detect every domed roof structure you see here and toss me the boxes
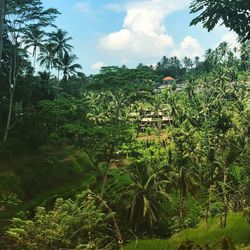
[163,76,175,81]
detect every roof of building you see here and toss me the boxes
[163,76,175,81]
[162,117,172,121]
[141,117,153,122]
[129,112,139,117]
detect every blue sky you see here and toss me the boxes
[42,0,238,75]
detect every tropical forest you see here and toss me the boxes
[0,0,249,249]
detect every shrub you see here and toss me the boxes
[6,191,119,249]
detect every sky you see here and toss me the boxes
[42,0,239,75]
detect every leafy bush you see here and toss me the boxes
[6,191,119,249]
[0,191,22,209]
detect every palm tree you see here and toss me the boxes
[57,51,82,83]
[218,42,231,63]
[213,67,230,87]
[23,25,46,68]
[49,29,73,60]
[169,126,202,227]
[183,56,193,71]
[170,56,181,78]
[203,49,217,72]
[48,29,73,81]
[123,162,169,233]
[194,56,200,74]
[38,43,55,73]
[240,41,250,72]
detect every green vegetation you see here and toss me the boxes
[190,0,250,42]
[0,0,249,249]
[125,213,250,250]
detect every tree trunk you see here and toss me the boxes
[33,51,36,70]
[3,44,17,142]
[207,184,213,226]
[100,157,111,198]
[3,90,13,142]
[100,149,113,198]
[100,160,110,198]
[179,197,184,228]
[57,67,60,96]
[223,203,228,228]
[222,168,228,228]
[0,0,5,69]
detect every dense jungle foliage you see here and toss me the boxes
[0,0,249,249]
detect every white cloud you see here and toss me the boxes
[74,3,91,13]
[102,29,131,51]
[173,36,204,59]
[218,31,239,50]
[99,0,191,59]
[91,62,106,70]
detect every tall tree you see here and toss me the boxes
[194,56,200,74]
[183,56,193,71]
[2,0,59,142]
[190,0,250,42]
[38,43,55,73]
[49,29,73,60]
[57,51,82,83]
[240,41,250,72]
[0,0,5,69]
[218,42,231,64]
[48,29,73,83]
[23,25,46,68]
[0,0,5,68]
[124,162,168,233]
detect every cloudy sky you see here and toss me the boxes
[43,0,238,74]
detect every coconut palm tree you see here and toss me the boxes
[57,51,82,83]
[204,49,217,71]
[218,42,231,63]
[48,29,73,81]
[240,41,250,72]
[183,56,193,71]
[48,29,73,60]
[23,25,46,69]
[123,162,169,233]
[38,43,56,73]
[213,67,230,87]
